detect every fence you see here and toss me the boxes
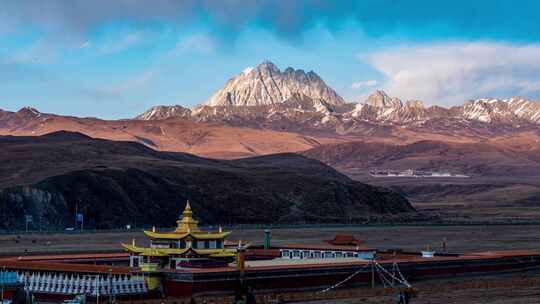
[17,272,147,296]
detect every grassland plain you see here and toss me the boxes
[3,225,540,303]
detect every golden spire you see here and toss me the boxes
[183,200,193,218]
[175,200,200,233]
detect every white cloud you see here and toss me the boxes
[79,41,91,49]
[351,80,377,89]
[174,33,215,54]
[9,39,59,64]
[84,69,157,102]
[365,42,540,106]
[98,31,145,54]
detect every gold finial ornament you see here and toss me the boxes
[175,200,200,233]
[183,200,193,217]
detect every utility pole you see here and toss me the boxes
[1,267,4,302]
[75,201,84,231]
[24,215,32,233]
[96,275,99,304]
[371,259,375,288]
[108,269,113,304]
[392,263,396,287]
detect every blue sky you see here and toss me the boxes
[1,0,540,119]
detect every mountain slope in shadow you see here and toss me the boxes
[0,131,414,230]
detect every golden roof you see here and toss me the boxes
[143,230,230,240]
[121,243,237,258]
[142,201,230,240]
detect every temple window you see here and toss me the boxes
[209,240,216,249]
[130,255,140,267]
[180,240,186,248]
[216,240,223,248]
[204,240,210,249]
[151,241,170,249]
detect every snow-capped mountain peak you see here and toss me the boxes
[203,60,345,107]
[507,96,540,123]
[16,106,42,118]
[406,100,425,108]
[460,97,540,124]
[365,90,403,108]
[242,66,254,75]
[135,105,191,120]
[346,90,429,123]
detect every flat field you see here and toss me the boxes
[2,225,540,303]
[357,175,540,223]
[2,224,540,255]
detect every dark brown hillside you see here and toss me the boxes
[302,140,540,177]
[0,132,413,230]
[302,140,540,221]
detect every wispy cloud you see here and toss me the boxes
[8,40,60,65]
[79,41,91,49]
[365,42,540,105]
[76,69,158,109]
[351,80,377,89]
[92,69,157,99]
[98,31,145,54]
[174,33,215,54]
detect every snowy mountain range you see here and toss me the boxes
[2,60,539,152]
[135,61,540,132]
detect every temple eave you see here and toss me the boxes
[122,243,235,257]
[143,230,231,240]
